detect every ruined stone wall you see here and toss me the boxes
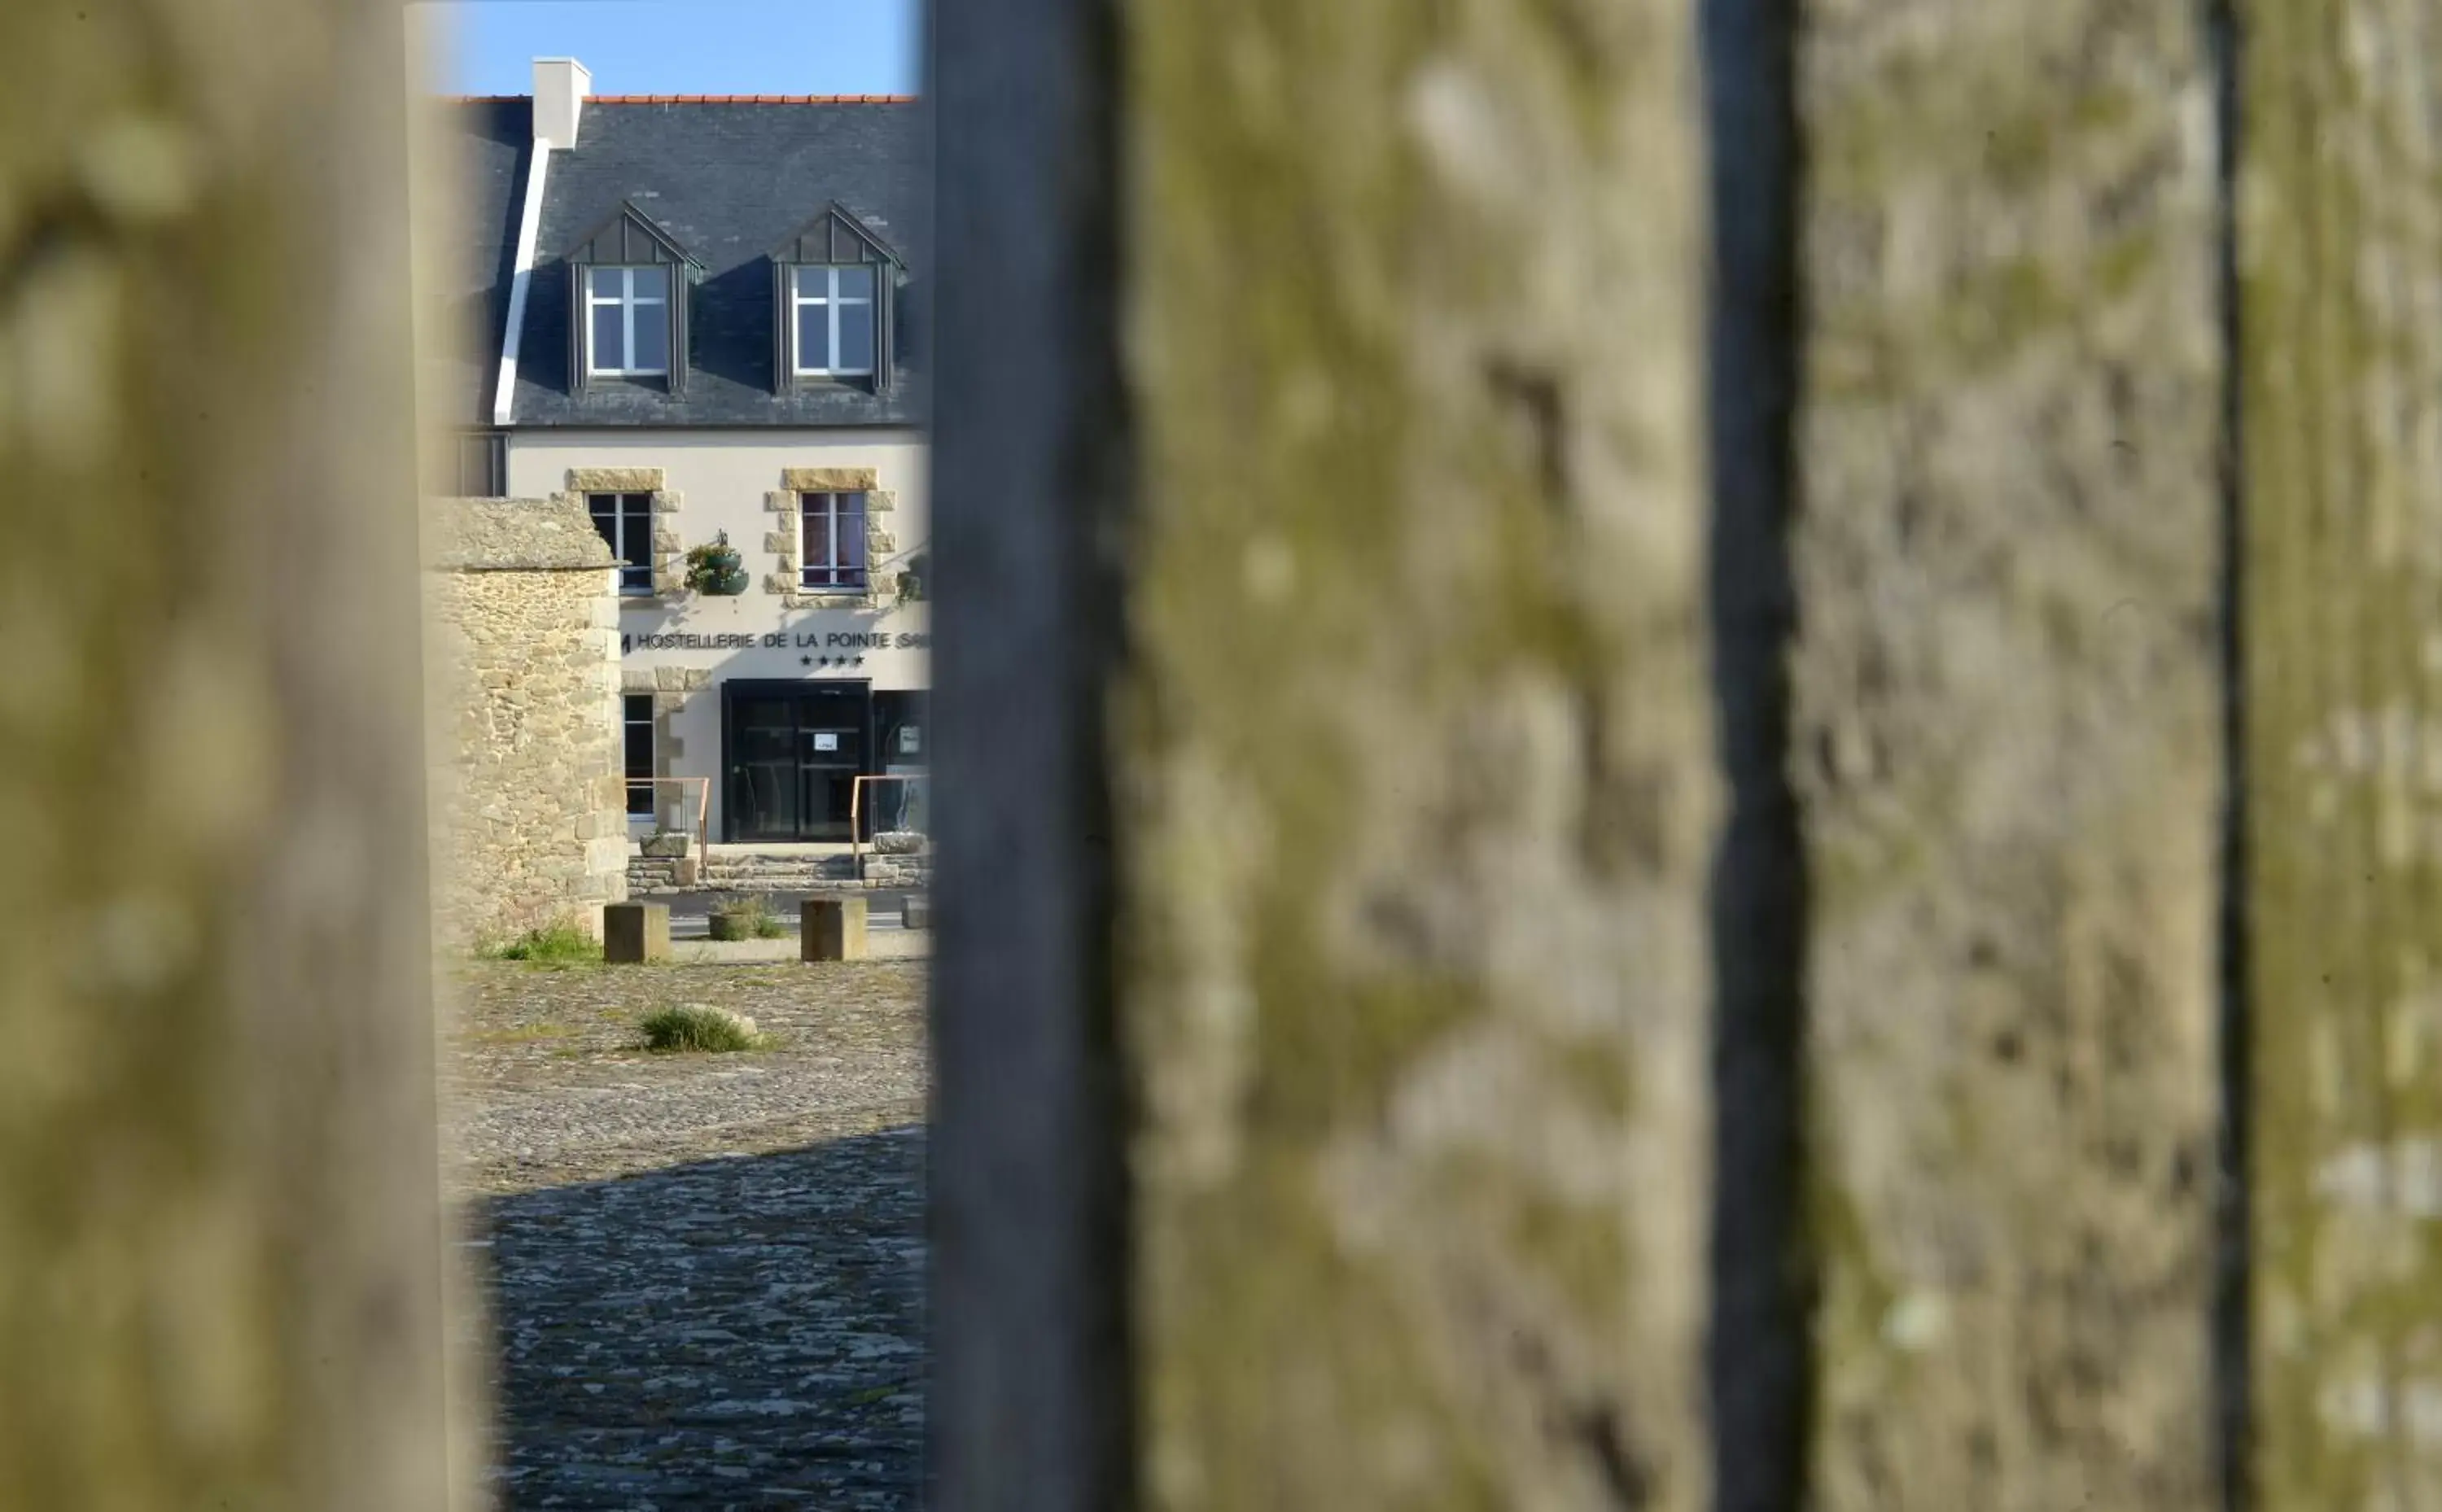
[424,497,628,948]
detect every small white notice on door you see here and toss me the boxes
[814,732,839,752]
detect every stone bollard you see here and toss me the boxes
[904,896,933,930]
[803,897,869,961]
[602,902,670,964]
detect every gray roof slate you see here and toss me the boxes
[422,98,532,430]
[441,98,930,430]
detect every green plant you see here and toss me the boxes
[683,531,750,596]
[476,918,597,964]
[641,1003,768,1052]
[894,549,928,605]
[707,894,788,941]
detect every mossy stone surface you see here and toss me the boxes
[1793,3,2224,1509]
[1123,0,1712,1505]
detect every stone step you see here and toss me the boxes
[698,876,856,887]
[696,876,860,889]
[637,846,934,896]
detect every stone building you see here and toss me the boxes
[427,59,930,870]
[423,495,628,946]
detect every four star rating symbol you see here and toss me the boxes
[801,653,868,669]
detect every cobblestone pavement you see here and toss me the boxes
[444,959,928,1510]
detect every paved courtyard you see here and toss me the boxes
[444,958,929,1510]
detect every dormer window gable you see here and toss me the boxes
[567,201,702,395]
[770,203,904,394]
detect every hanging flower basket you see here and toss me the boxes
[684,531,750,596]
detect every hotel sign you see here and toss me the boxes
[623,630,933,653]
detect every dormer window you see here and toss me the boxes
[565,201,700,395]
[771,203,904,394]
[587,266,672,377]
[792,265,877,378]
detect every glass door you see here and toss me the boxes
[724,683,873,841]
[794,689,867,843]
[726,691,802,841]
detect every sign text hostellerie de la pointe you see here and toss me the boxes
[622,630,932,653]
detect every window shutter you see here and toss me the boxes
[876,272,897,395]
[772,260,791,392]
[667,264,691,395]
[567,263,589,395]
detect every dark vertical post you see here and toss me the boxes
[930,0,1132,1509]
[1701,0,1812,1507]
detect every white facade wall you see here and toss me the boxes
[505,428,929,843]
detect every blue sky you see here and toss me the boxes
[409,1,921,97]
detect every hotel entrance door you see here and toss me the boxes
[723,682,871,842]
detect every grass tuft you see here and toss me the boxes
[641,1003,768,1053]
[476,919,598,964]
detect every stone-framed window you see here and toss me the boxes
[621,670,707,831]
[764,466,896,609]
[623,693,655,816]
[589,492,655,595]
[558,467,681,600]
[799,492,869,592]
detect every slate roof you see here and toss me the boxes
[437,96,930,429]
[422,98,532,432]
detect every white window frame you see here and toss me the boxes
[799,491,870,591]
[586,265,672,377]
[589,492,656,597]
[791,264,877,378]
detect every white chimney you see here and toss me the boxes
[532,57,591,151]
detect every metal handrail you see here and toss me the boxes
[624,776,711,858]
[849,771,931,872]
